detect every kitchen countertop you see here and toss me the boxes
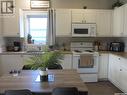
[0,50,72,55]
[99,51,127,59]
[1,51,127,59]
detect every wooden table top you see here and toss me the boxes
[0,69,88,94]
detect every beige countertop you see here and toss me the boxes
[99,51,127,59]
[0,51,72,55]
[1,51,127,59]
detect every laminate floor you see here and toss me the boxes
[86,81,122,95]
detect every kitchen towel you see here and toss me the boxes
[80,54,94,68]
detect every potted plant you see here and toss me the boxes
[26,50,63,82]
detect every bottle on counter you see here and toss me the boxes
[94,41,100,51]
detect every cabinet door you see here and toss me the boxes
[55,9,71,37]
[108,54,120,87]
[96,10,112,37]
[0,18,2,35]
[1,55,23,74]
[123,4,127,37]
[98,54,109,79]
[61,54,72,69]
[119,65,127,93]
[71,9,84,23]
[0,55,2,75]
[2,18,20,37]
[85,10,97,23]
[113,7,124,37]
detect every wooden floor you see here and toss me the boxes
[86,81,122,95]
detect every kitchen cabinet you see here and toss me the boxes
[112,4,127,37]
[123,4,127,37]
[23,54,72,69]
[0,53,72,74]
[71,9,97,23]
[0,55,24,74]
[2,18,20,37]
[108,54,127,93]
[119,64,127,92]
[98,53,109,79]
[108,54,120,87]
[0,55,2,75]
[71,9,112,37]
[61,54,72,69]
[96,10,113,37]
[113,6,124,37]
[0,18,2,35]
[55,9,72,37]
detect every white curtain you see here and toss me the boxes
[47,9,56,46]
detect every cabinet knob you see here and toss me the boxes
[118,58,120,60]
[120,69,122,71]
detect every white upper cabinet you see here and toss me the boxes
[71,9,97,23]
[72,9,112,37]
[96,10,113,37]
[112,4,127,37]
[123,4,127,36]
[71,9,84,23]
[2,18,20,37]
[85,10,97,23]
[55,9,72,37]
[113,6,124,37]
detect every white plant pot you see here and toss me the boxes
[39,70,48,76]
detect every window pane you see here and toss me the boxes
[29,16,47,45]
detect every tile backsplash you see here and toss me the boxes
[56,37,126,51]
[1,37,127,52]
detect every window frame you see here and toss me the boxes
[23,10,49,45]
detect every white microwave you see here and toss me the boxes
[72,23,96,37]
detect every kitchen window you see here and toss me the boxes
[27,14,48,45]
[20,9,55,47]
[26,12,48,45]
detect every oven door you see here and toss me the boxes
[72,54,98,73]
[72,24,91,37]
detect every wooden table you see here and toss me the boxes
[0,69,88,95]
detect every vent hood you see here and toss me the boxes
[30,0,50,8]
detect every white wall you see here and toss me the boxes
[1,0,30,37]
[0,0,115,38]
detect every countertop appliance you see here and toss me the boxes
[72,23,96,37]
[71,42,99,82]
[13,41,21,52]
[110,42,124,52]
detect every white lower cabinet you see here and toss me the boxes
[108,54,127,93]
[108,54,120,87]
[119,65,127,93]
[61,54,72,69]
[98,54,109,79]
[0,54,72,74]
[1,55,24,74]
